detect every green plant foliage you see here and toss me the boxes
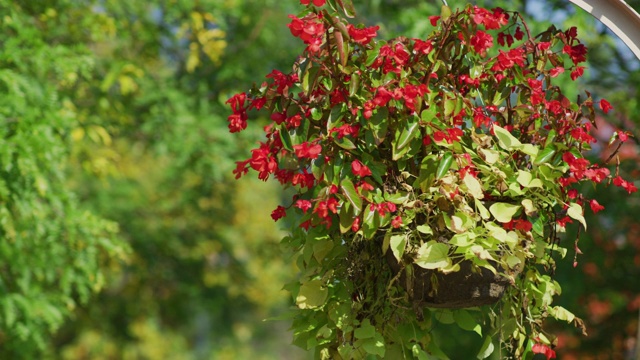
[229,1,638,358]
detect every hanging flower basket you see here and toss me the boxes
[386,249,514,309]
[228,1,637,358]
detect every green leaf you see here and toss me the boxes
[516,170,543,188]
[313,240,334,263]
[479,148,500,164]
[477,336,495,359]
[475,199,491,220]
[339,202,354,234]
[449,233,472,246]
[390,234,406,262]
[412,344,429,360]
[550,305,576,323]
[418,155,438,191]
[279,129,294,151]
[436,152,453,179]
[369,107,389,145]
[348,73,360,97]
[334,136,356,150]
[440,4,452,20]
[392,117,419,160]
[421,106,437,123]
[518,144,539,157]
[327,105,343,131]
[362,205,378,239]
[427,337,451,360]
[341,178,362,215]
[415,241,450,269]
[454,310,482,336]
[354,319,376,339]
[417,225,433,235]
[385,192,409,204]
[567,202,587,230]
[489,202,521,223]
[463,174,484,199]
[337,0,356,17]
[444,97,456,117]
[534,147,556,165]
[493,125,522,150]
[296,280,328,309]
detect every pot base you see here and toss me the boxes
[387,251,511,309]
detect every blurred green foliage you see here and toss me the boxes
[0,0,637,359]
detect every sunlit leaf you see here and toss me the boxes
[415,241,450,269]
[489,202,521,223]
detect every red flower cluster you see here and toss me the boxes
[347,24,379,45]
[226,92,248,133]
[613,175,638,194]
[504,219,533,232]
[351,160,372,177]
[532,343,556,360]
[300,0,326,6]
[472,6,509,30]
[288,13,325,54]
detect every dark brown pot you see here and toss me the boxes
[386,250,512,309]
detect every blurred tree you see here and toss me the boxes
[0,1,127,357]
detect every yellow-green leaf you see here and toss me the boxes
[464,174,484,199]
[489,202,521,223]
[415,241,450,269]
[567,202,587,230]
[493,125,522,150]
[341,178,362,215]
[296,280,328,309]
[390,234,406,262]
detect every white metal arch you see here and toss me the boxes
[568,0,640,60]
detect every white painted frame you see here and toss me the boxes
[568,0,640,59]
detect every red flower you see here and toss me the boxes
[600,99,613,114]
[532,343,556,360]
[315,198,339,219]
[300,0,326,5]
[556,216,573,227]
[358,180,374,192]
[470,30,493,55]
[589,199,605,214]
[412,39,434,55]
[613,176,638,194]
[347,24,379,45]
[287,14,325,54]
[228,113,248,133]
[617,130,629,142]
[428,16,440,26]
[549,67,564,77]
[295,199,313,213]
[250,144,278,180]
[271,206,287,221]
[514,26,524,40]
[472,6,509,30]
[293,142,322,159]
[584,167,609,183]
[351,217,361,232]
[563,43,587,64]
[226,92,247,113]
[351,160,372,177]
[504,219,532,232]
[391,216,403,228]
[570,66,584,81]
